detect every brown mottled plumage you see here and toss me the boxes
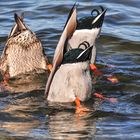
[0,13,48,77]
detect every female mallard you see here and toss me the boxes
[0,13,49,78]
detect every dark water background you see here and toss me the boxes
[0,0,140,140]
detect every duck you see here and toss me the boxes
[47,43,93,103]
[0,13,50,79]
[66,5,107,65]
[45,4,99,113]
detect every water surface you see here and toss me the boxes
[0,0,140,140]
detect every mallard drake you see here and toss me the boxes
[0,13,49,78]
[45,4,95,113]
[64,4,107,64]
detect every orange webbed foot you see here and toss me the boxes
[0,73,12,91]
[94,93,118,103]
[2,72,10,86]
[107,75,119,83]
[90,64,103,76]
[47,64,53,72]
[75,97,90,115]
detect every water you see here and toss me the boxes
[0,0,140,139]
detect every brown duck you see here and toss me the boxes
[0,13,50,78]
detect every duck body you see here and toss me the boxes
[0,14,48,77]
[67,29,98,49]
[66,6,107,64]
[47,61,92,102]
[46,44,93,103]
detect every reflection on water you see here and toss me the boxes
[0,91,45,139]
[0,92,98,140]
[47,112,96,140]
[7,70,49,93]
[0,0,140,140]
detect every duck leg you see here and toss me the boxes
[0,72,12,91]
[2,71,10,85]
[94,93,118,103]
[90,64,103,76]
[90,63,119,83]
[47,64,53,72]
[75,97,89,114]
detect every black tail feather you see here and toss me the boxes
[91,8,107,28]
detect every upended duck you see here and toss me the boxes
[0,13,50,80]
[45,4,107,113]
[54,4,107,67]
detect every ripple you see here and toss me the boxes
[0,0,140,139]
